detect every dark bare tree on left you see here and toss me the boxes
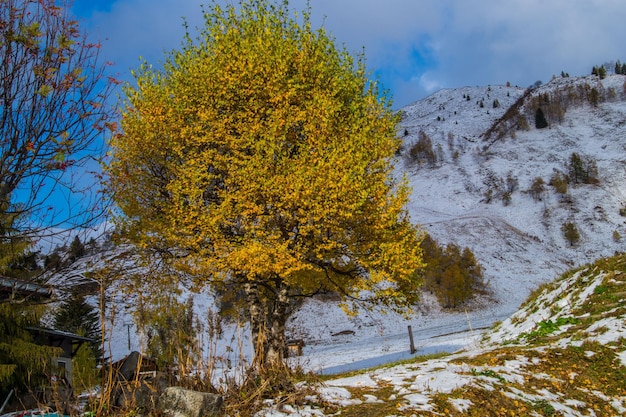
[0,0,117,237]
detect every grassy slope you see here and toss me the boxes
[283,254,626,416]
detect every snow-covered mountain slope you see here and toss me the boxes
[400,74,626,316]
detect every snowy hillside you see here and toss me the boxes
[261,253,626,416]
[400,74,626,316]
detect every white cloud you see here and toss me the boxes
[416,72,444,95]
[76,0,626,107]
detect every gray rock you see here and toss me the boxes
[157,387,223,417]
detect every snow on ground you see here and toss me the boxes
[258,257,626,416]
[101,281,497,376]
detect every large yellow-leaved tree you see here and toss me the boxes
[106,0,424,368]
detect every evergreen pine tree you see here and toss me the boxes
[53,291,102,364]
[562,222,581,246]
[0,303,58,397]
[68,236,85,263]
[0,197,59,398]
[44,250,63,271]
[568,152,586,184]
[567,153,598,185]
[530,177,546,202]
[535,108,548,129]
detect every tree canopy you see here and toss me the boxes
[106,0,424,367]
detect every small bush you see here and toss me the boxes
[408,131,437,167]
[529,177,546,202]
[613,230,621,242]
[483,188,494,204]
[447,132,455,150]
[550,171,568,195]
[502,192,512,206]
[517,116,530,131]
[562,222,581,247]
[506,173,519,193]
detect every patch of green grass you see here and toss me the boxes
[594,284,610,295]
[590,281,621,304]
[532,399,556,416]
[519,316,580,342]
[471,368,506,383]
[313,254,626,417]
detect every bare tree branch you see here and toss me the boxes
[0,0,118,239]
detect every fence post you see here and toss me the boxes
[408,325,416,354]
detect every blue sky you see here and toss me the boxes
[72,0,626,109]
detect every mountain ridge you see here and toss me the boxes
[400,73,626,315]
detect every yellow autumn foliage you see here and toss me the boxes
[106,0,424,313]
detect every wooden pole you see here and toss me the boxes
[125,323,132,351]
[408,325,416,354]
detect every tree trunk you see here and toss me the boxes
[266,277,289,365]
[244,276,292,369]
[243,279,267,368]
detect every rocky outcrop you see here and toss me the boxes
[157,387,223,417]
